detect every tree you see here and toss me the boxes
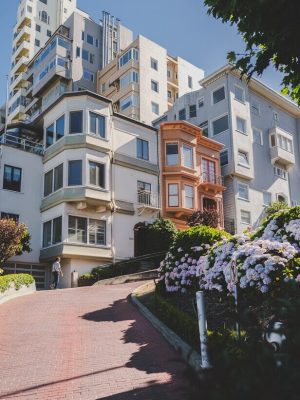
[204,0,300,105]
[0,219,31,266]
[187,208,220,228]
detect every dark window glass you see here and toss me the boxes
[89,161,105,188]
[69,111,83,134]
[166,143,179,165]
[137,138,149,160]
[87,34,94,45]
[44,170,53,197]
[89,112,105,138]
[1,212,19,222]
[52,216,62,244]
[43,220,52,248]
[3,165,22,192]
[76,46,80,57]
[56,115,65,141]
[54,164,63,191]
[189,104,197,118]
[68,160,82,186]
[82,49,89,61]
[213,87,225,104]
[212,115,229,135]
[178,108,186,120]
[220,150,229,166]
[46,123,54,147]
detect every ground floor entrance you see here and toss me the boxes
[3,262,51,290]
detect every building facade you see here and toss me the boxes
[98,35,205,125]
[0,91,159,288]
[154,65,300,234]
[160,121,224,229]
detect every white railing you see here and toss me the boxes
[0,133,44,155]
[200,172,224,186]
[137,190,159,208]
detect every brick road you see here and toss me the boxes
[0,282,197,400]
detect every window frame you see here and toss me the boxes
[88,160,105,189]
[69,110,83,134]
[184,184,194,209]
[237,182,249,201]
[68,160,82,186]
[166,142,179,166]
[220,149,229,166]
[241,210,251,225]
[89,111,106,138]
[211,113,229,136]
[67,215,106,246]
[182,144,194,169]
[237,150,250,167]
[168,183,179,207]
[236,116,247,135]
[212,85,226,105]
[151,101,159,115]
[263,191,272,206]
[234,85,245,103]
[137,138,149,161]
[150,57,158,71]
[189,104,197,118]
[3,165,22,192]
[151,79,159,93]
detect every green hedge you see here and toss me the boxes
[0,273,34,293]
[172,225,230,252]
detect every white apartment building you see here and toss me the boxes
[8,0,77,123]
[98,35,205,125]
[154,65,300,234]
[0,91,159,288]
[8,2,133,124]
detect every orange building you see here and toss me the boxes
[160,121,225,230]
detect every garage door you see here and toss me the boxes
[3,263,50,290]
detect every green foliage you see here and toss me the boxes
[173,225,230,253]
[204,0,300,105]
[0,273,34,293]
[91,260,141,281]
[264,201,289,219]
[187,209,221,228]
[0,219,32,265]
[134,218,177,256]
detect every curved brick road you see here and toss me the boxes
[0,282,197,400]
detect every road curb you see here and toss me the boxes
[131,282,202,374]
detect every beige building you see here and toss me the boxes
[98,35,204,125]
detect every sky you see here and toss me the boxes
[0,0,284,104]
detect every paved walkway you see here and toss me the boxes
[0,282,196,400]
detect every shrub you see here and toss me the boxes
[264,201,289,219]
[91,260,141,281]
[0,273,34,293]
[187,208,221,228]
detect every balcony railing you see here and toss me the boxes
[137,190,160,209]
[0,133,44,155]
[200,172,224,186]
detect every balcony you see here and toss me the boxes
[11,55,29,75]
[269,128,295,170]
[0,133,44,156]
[32,62,71,97]
[11,72,28,90]
[111,83,139,104]
[15,13,31,32]
[13,25,31,46]
[137,190,160,214]
[199,172,225,192]
[13,40,30,59]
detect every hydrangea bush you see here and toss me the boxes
[159,207,300,296]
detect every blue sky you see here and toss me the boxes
[0,0,284,104]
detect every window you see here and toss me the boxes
[238,151,249,167]
[137,181,151,192]
[184,185,194,208]
[183,145,193,168]
[120,71,139,88]
[82,49,89,61]
[212,115,229,135]
[273,111,279,122]
[120,94,139,111]
[166,143,179,165]
[68,216,87,243]
[167,69,171,78]
[167,90,172,99]
[64,8,67,13]
[89,219,106,245]
[198,97,204,108]
[277,194,287,203]
[263,192,272,206]
[27,5,32,12]
[76,47,80,57]
[68,160,82,186]
[137,138,149,160]
[54,164,63,192]
[151,102,159,115]
[188,76,193,89]
[40,10,48,24]
[274,166,287,180]
[35,39,40,47]
[119,48,139,67]
[178,108,186,120]
[89,112,105,138]
[53,216,62,244]
[151,58,158,70]
[47,30,52,37]
[43,220,52,247]
[95,39,99,48]
[36,24,41,32]
[1,212,19,222]
[83,69,94,82]
[40,0,47,3]
[202,159,216,182]
[251,100,260,115]
[238,182,249,200]
[220,150,229,166]
[212,86,225,104]
[253,128,262,145]
[56,115,65,141]
[277,134,293,153]
[241,210,251,225]
[46,123,54,147]
[81,31,85,40]
[236,117,247,134]
[69,111,83,134]
[168,184,179,207]
[89,161,105,188]
[234,85,245,102]
[87,34,94,45]
[189,104,197,118]
[151,80,159,92]
[44,170,53,197]
[89,53,95,64]
[3,165,22,192]
[199,121,208,137]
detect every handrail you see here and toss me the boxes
[200,172,224,186]
[137,190,160,208]
[0,133,44,155]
